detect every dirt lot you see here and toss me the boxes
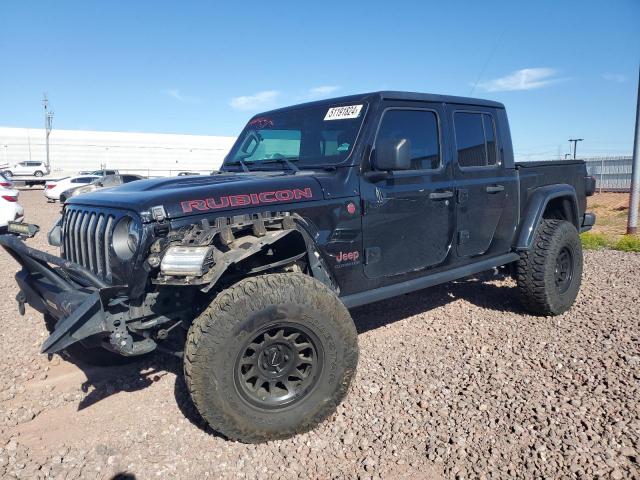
[587,193,632,238]
[0,189,638,479]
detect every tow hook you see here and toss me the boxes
[16,291,26,316]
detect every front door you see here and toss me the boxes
[361,105,455,279]
[448,108,516,257]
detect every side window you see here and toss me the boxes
[454,112,499,168]
[122,175,141,183]
[483,115,497,165]
[375,110,440,170]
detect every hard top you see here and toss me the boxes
[257,91,504,117]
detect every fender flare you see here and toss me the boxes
[515,184,579,251]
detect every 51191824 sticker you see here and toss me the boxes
[324,105,363,121]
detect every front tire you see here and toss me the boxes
[516,219,583,315]
[184,273,359,443]
[3,171,12,177]
[34,171,44,177]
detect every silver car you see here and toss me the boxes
[59,174,145,202]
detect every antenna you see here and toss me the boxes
[469,28,507,96]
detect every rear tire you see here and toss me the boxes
[34,171,44,177]
[516,219,583,315]
[44,314,137,367]
[184,273,358,443]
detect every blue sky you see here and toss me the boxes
[1,0,638,160]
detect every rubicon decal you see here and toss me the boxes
[181,188,314,213]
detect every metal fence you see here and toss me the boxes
[584,156,633,192]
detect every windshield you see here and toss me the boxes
[224,103,366,170]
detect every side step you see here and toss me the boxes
[340,253,519,309]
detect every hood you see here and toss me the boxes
[73,184,100,196]
[66,171,326,221]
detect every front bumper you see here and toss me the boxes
[0,234,154,356]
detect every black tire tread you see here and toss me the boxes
[516,219,582,315]
[184,272,358,443]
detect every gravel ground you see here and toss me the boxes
[0,189,638,479]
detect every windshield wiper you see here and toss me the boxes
[258,157,299,173]
[297,164,337,171]
[225,159,251,172]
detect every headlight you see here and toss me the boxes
[48,216,62,247]
[112,216,139,261]
[160,246,213,276]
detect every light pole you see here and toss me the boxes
[43,94,53,172]
[627,67,640,235]
[3,144,7,166]
[568,138,583,159]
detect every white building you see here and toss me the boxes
[0,126,236,177]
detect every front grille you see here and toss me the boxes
[61,207,116,281]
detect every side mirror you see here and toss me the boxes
[374,138,411,171]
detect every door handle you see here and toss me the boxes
[486,185,505,194]
[429,191,454,200]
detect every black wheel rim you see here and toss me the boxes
[554,246,574,294]
[235,323,323,410]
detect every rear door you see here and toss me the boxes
[448,107,517,257]
[361,103,456,278]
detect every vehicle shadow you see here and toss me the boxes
[350,271,524,334]
[66,271,522,435]
[71,349,221,437]
[75,359,173,411]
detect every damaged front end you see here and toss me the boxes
[0,225,193,358]
[150,211,315,291]
[0,207,331,360]
[0,234,139,355]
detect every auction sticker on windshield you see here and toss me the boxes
[324,105,363,121]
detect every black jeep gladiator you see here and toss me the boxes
[0,91,596,443]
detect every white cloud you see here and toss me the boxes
[163,88,202,104]
[229,90,280,111]
[602,73,626,83]
[477,68,564,92]
[306,85,340,98]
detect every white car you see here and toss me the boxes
[0,185,24,232]
[44,175,100,202]
[0,172,14,189]
[2,161,49,177]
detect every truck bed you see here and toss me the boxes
[516,159,590,231]
[515,159,585,168]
